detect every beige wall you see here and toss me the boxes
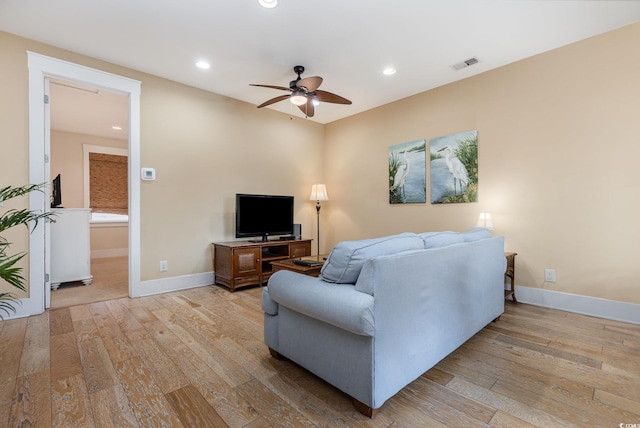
[0,31,324,299]
[324,23,640,304]
[90,227,128,256]
[3,23,639,305]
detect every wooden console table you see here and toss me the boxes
[505,252,517,303]
[212,239,312,291]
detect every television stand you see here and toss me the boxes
[212,238,312,291]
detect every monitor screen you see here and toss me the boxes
[235,194,294,241]
[51,174,62,208]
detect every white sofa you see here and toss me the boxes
[262,230,506,417]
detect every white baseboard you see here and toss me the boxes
[91,248,128,259]
[515,285,640,325]
[132,271,215,298]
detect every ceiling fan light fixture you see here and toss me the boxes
[258,0,278,9]
[290,94,307,106]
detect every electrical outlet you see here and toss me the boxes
[160,260,168,272]
[544,269,556,283]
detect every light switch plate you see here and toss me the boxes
[544,269,556,283]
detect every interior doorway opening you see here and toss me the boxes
[48,78,130,309]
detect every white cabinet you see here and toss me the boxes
[50,208,92,290]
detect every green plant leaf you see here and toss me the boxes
[0,183,45,202]
[0,292,22,320]
[0,251,27,291]
[0,208,53,234]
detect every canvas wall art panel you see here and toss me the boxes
[389,139,426,204]
[430,130,478,204]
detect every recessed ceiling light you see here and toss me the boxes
[382,67,397,76]
[195,61,211,69]
[312,99,320,106]
[258,0,278,8]
[112,125,122,130]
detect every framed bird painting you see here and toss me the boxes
[388,139,426,204]
[429,130,478,204]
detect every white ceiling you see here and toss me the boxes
[2,0,640,135]
[49,80,129,139]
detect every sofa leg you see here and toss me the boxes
[268,347,282,359]
[493,315,501,322]
[352,398,378,418]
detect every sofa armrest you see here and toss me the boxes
[266,270,375,337]
[261,287,278,315]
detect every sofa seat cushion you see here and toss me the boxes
[320,233,424,284]
[268,271,375,336]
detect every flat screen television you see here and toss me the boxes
[235,194,294,241]
[51,174,62,208]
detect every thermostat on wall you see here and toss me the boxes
[141,168,156,180]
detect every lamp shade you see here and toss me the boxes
[476,212,495,230]
[309,184,329,201]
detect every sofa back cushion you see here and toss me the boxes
[320,233,424,284]
[419,231,465,249]
[462,227,492,242]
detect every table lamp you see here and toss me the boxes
[476,212,495,230]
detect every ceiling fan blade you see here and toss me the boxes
[314,90,352,105]
[297,100,315,118]
[296,76,323,92]
[257,94,290,108]
[250,84,291,92]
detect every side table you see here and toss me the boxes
[504,252,517,303]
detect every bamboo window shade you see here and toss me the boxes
[89,153,128,214]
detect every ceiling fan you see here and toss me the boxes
[250,65,352,118]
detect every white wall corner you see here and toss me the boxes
[514,285,640,325]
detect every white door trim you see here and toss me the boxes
[21,51,141,317]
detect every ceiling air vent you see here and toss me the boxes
[450,57,479,71]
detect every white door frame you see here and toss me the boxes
[21,52,141,317]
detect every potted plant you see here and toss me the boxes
[0,184,52,320]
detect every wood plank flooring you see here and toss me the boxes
[1,285,639,427]
[50,257,128,309]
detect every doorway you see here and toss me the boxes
[48,79,130,308]
[26,52,142,316]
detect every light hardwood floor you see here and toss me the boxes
[50,257,128,309]
[1,285,639,427]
